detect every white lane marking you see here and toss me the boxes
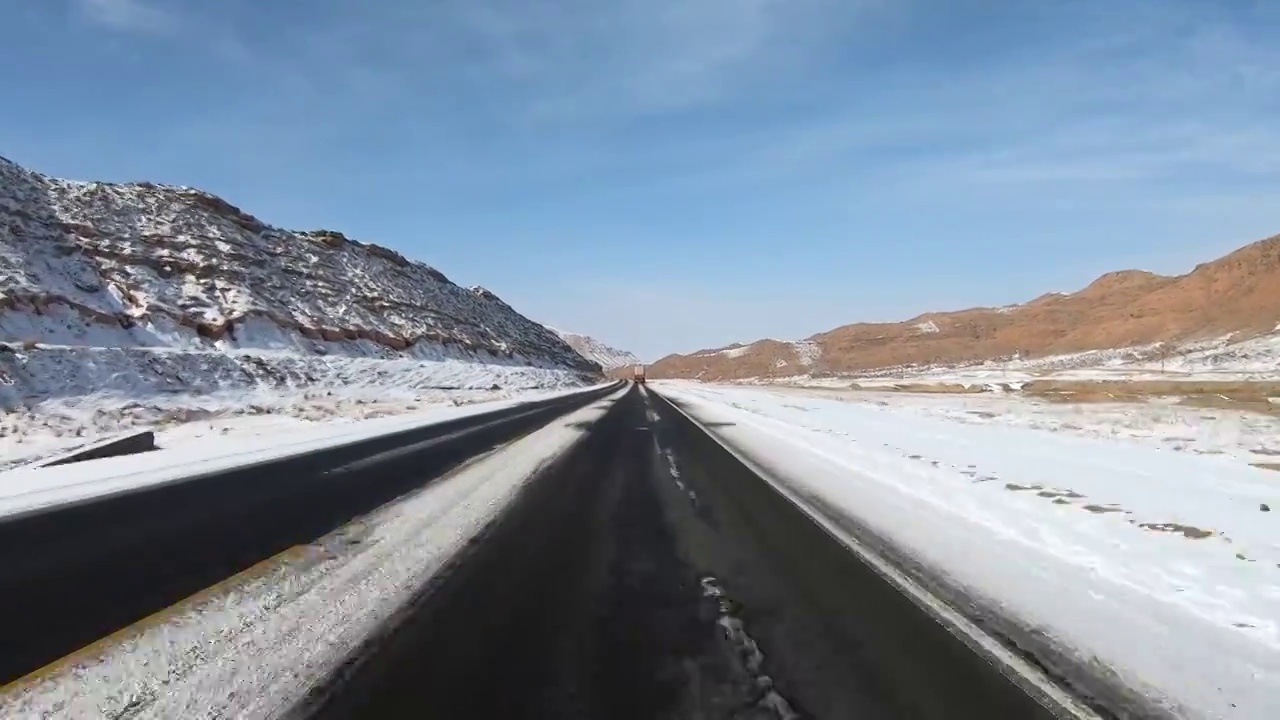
[702,576,800,720]
[644,394,697,503]
[658,390,1103,720]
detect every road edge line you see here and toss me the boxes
[650,387,1103,720]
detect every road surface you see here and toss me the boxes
[294,386,1074,719]
[0,383,1097,719]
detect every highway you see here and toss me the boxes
[294,386,1076,720]
[1,383,1097,719]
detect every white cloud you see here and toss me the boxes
[526,0,879,117]
[635,3,1280,199]
[265,0,884,123]
[78,0,177,35]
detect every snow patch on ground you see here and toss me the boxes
[1126,333,1280,376]
[915,320,940,334]
[654,381,1279,720]
[790,340,822,366]
[770,386,1280,469]
[0,387,627,718]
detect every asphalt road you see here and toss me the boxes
[294,385,1074,720]
[0,383,619,685]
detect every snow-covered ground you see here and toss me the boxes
[0,386,627,718]
[654,381,1279,720]
[0,342,591,470]
[770,386,1280,469]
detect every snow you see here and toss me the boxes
[915,320,941,334]
[0,341,592,470]
[767,386,1280,469]
[0,387,627,718]
[790,340,822,366]
[693,340,821,366]
[0,383,613,519]
[0,156,590,372]
[1125,334,1280,376]
[0,155,601,468]
[546,326,640,369]
[735,332,1280,387]
[653,381,1280,720]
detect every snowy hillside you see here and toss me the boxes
[0,155,601,463]
[547,327,639,369]
[0,156,594,370]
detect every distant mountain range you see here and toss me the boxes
[650,233,1280,380]
[546,327,640,370]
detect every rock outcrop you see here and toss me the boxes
[546,327,640,370]
[0,155,598,375]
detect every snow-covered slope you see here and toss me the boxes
[547,327,639,369]
[0,156,594,371]
[0,155,601,458]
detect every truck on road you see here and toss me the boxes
[632,364,646,384]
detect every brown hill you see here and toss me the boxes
[649,234,1280,381]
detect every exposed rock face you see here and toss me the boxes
[650,234,1280,380]
[0,155,598,375]
[546,327,640,370]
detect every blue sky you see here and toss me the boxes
[2,1,1279,360]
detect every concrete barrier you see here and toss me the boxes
[40,431,157,468]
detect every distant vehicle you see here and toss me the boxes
[632,364,646,384]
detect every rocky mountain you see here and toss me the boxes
[0,155,600,410]
[650,233,1280,380]
[547,327,639,369]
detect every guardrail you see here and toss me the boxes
[0,381,623,685]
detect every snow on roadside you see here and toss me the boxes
[0,383,613,519]
[654,381,1280,720]
[1128,333,1280,376]
[0,386,628,719]
[0,345,592,471]
[770,387,1280,469]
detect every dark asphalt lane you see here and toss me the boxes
[0,383,620,685]
[295,385,1075,720]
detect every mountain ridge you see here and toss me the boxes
[649,233,1280,380]
[546,327,639,369]
[0,155,600,410]
[0,155,595,371]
